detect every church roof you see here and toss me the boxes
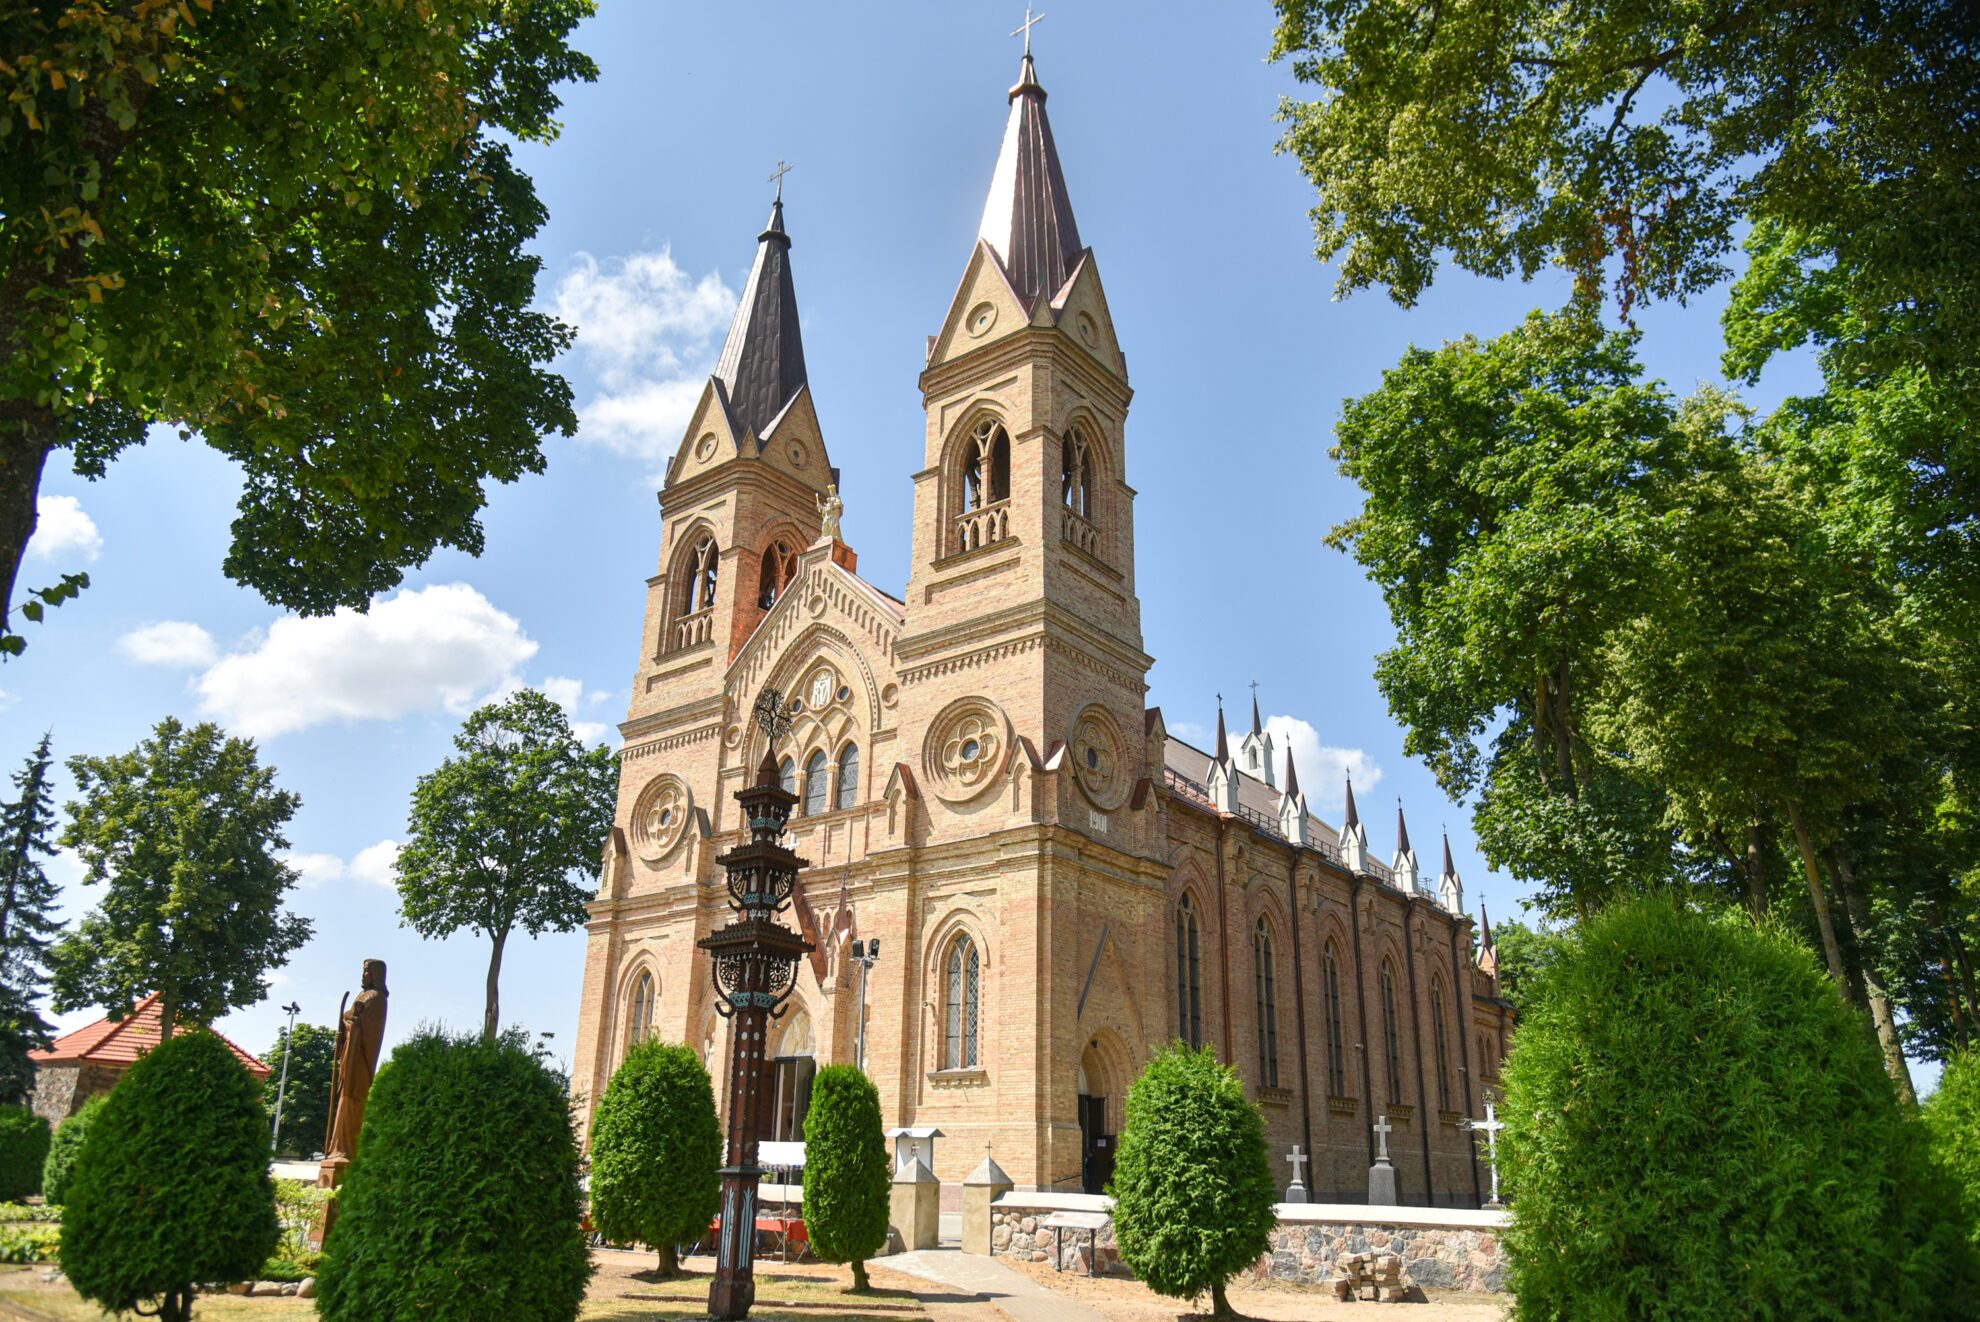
[1284,747,1301,799]
[1163,736,1380,874]
[714,199,809,442]
[977,53,1086,311]
[32,993,271,1078]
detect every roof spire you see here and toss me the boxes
[1480,900,1494,948]
[1343,773,1359,828]
[1249,681,1262,736]
[1214,695,1229,763]
[1396,801,1413,855]
[977,30,1084,310]
[1284,747,1300,799]
[1442,830,1457,879]
[713,189,808,441]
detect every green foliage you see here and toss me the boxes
[1924,1051,1980,1246]
[315,1027,591,1322]
[0,736,64,1102]
[0,1106,49,1203]
[800,1065,890,1289]
[62,1031,280,1322]
[397,690,617,1040]
[0,1202,61,1224]
[0,1224,59,1263]
[587,1038,721,1277]
[1500,896,1978,1320]
[0,0,598,647]
[1110,1044,1278,1317]
[264,1023,337,1157]
[42,1093,105,1208]
[271,1177,332,1266]
[1487,919,1571,1012]
[53,717,311,1035]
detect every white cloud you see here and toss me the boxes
[117,621,219,669]
[1264,715,1382,815]
[553,248,734,462]
[350,840,401,887]
[283,852,347,885]
[27,495,101,563]
[193,583,538,739]
[1168,720,1210,744]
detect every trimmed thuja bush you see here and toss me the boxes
[1925,1049,1980,1245]
[1111,1043,1277,1318]
[588,1037,722,1277]
[315,1027,591,1322]
[41,1092,106,1206]
[1502,896,1979,1321]
[0,1104,48,1202]
[62,1031,279,1322]
[801,1065,890,1291]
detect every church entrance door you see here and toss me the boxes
[1077,1093,1114,1195]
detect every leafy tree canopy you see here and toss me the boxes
[396,689,616,1040]
[0,0,597,650]
[263,1022,336,1159]
[53,716,312,1038]
[41,1091,105,1207]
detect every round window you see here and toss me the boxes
[967,302,997,337]
[789,442,808,467]
[837,685,852,702]
[1086,746,1099,769]
[960,738,981,762]
[694,433,717,460]
[658,808,674,827]
[789,699,805,714]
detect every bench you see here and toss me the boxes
[1039,1210,1112,1276]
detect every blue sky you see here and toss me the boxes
[9,2,1850,1089]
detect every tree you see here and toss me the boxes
[315,1027,592,1322]
[1110,1044,1278,1318]
[0,1,597,653]
[263,1022,336,1158]
[53,717,312,1038]
[800,1065,890,1293]
[41,1092,105,1207]
[0,736,63,1102]
[61,1031,280,1322]
[1499,896,1976,1320]
[396,690,616,1041]
[1924,1050,1980,1246]
[587,1038,722,1278]
[0,1105,48,1202]
[1488,919,1571,1012]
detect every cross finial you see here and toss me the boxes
[767,158,795,202]
[1011,7,1045,56]
[1249,680,1260,699]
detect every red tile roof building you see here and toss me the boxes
[28,993,271,1126]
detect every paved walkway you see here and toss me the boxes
[883,1248,1112,1322]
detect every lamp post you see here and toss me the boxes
[848,938,881,1072]
[269,1000,302,1153]
[701,752,814,1321]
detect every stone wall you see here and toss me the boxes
[988,1195,1508,1293]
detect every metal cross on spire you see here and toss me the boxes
[768,158,795,202]
[1011,7,1046,55]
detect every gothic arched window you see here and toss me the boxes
[1176,896,1203,1049]
[1380,959,1404,1104]
[626,970,656,1050]
[778,757,797,796]
[757,539,797,610]
[1061,428,1095,519]
[944,936,981,1069]
[1431,980,1452,1112]
[672,534,720,649]
[1323,943,1348,1096]
[965,419,1010,509]
[1253,920,1279,1088]
[835,743,860,810]
[803,749,828,816]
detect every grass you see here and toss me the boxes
[0,1267,309,1320]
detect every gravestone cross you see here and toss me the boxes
[1284,1144,1309,1203]
[1462,1099,1507,1209]
[1367,1115,1398,1206]
[1372,1114,1393,1163]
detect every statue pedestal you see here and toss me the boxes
[316,1156,350,1190]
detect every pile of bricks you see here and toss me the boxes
[1331,1251,1408,1303]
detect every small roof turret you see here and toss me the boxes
[1284,747,1301,799]
[1214,698,1230,763]
[1344,774,1360,829]
[1396,803,1413,857]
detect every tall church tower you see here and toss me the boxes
[900,50,1150,825]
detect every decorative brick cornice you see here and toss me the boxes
[621,722,722,763]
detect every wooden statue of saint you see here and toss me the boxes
[317,958,389,1188]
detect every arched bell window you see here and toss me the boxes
[965,419,1010,509]
[944,935,981,1069]
[1061,427,1095,518]
[757,539,798,610]
[1253,920,1279,1088]
[672,534,720,649]
[1380,959,1404,1104]
[803,750,828,816]
[834,742,860,810]
[1323,942,1348,1096]
[1175,896,1203,1049]
[626,970,656,1050]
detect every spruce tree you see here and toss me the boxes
[0,735,64,1103]
[800,1065,889,1292]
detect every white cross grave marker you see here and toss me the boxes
[1286,1144,1308,1183]
[1462,1099,1507,1208]
[1372,1114,1393,1163]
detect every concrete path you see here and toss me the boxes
[883,1248,1112,1322]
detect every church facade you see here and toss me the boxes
[570,52,1515,1208]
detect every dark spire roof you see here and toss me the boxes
[1214,698,1229,763]
[1480,900,1494,950]
[1344,774,1359,828]
[713,199,808,441]
[1284,747,1300,799]
[1396,803,1413,856]
[1251,691,1263,736]
[977,53,1084,310]
[1443,831,1457,878]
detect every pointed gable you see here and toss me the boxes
[978,53,1085,313]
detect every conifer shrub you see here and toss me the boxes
[1925,1048,1980,1245]
[1501,896,1979,1321]
[0,1104,48,1202]
[61,1031,279,1322]
[800,1065,889,1291]
[1110,1044,1277,1318]
[41,1093,106,1207]
[314,1027,591,1322]
[587,1038,721,1277]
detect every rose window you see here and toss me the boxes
[632,776,692,862]
[941,714,1001,788]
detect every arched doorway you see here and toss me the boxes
[766,1006,815,1143]
[1077,1042,1117,1195]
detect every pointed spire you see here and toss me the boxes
[1284,747,1300,800]
[1396,802,1413,856]
[1480,900,1494,949]
[1214,697,1230,763]
[1344,774,1359,828]
[1251,691,1263,736]
[714,198,808,441]
[1442,831,1457,879]
[977,53,1084,310]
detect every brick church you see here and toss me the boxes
[570,50,1515,1208]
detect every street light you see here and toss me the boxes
[848,939,881,1072]
[270,1000,303,1154]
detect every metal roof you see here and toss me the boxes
[714,199,808,442]
[976,53,1085,310]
